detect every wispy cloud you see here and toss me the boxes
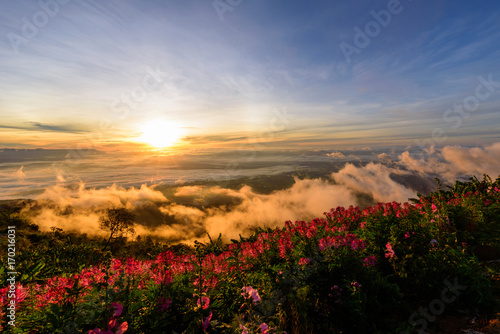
[0,1,499,149]
[0,122,88,134]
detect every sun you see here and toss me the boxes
[139,120,183,148]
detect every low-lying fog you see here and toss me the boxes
[2,143,499,244]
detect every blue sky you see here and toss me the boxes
[1,0,499,150]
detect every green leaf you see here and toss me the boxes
[46,312,58,326]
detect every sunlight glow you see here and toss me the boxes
[139,120,183,148]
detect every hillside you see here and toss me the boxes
[1,176,500,333]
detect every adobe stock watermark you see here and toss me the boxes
[222,106,291,181]
[339,0,411,64]
[110,65,168,120]
[193,106,291,206]
[400,277,467,334]
[213,0,244,22]
[415,74,500,149]
[6,226,17,327]
[7,0,72,54]
[54,65,168,178]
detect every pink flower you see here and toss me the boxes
[240,324,249,334]
[108,319,118,330]
[298,258,311,266]
[431,203,438,213]
[197,296,210,310]
[111,302,123,318]
[202,311,212,330]
[385,242,395,258]
[89,320,127,334]
[404,231,410,239]
[108,319,128,333]
[259,322,269,334]
[363,255,376,267]
[115,322,128,334]
[351,282,362,289]
[87,302,128,334]
[241,286,261,304]
[158,297,172,312]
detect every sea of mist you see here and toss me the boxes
[1,143,500,244]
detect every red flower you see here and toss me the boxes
[385,242,395,258]
[431,203,438,212]
[197,296,210,310]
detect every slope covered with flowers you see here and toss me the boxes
[1,176,500,333]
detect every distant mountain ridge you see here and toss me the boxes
[0,148,103,163]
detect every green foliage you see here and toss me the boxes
[1,175,499,333]
[99,208,136,250]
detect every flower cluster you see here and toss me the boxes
[9,175,499,333]
[241,286,261,304]
[88,303,128,334]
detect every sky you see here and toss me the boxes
[1,0,500,151]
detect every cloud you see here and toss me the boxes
[377,153,392,163]
[23,160,421,244]
[29,122,89,134]
[441,143,500,177]
[326,151,345,158]
[14,166,26,179]
[19,142,500,245]
[398,150,454,180]
[174,176,188,185]
[0,123,88,134]
[22,183,169,235]
[201,179,358,241]
[331,163,416,203]
[397,143,500,183]
[22,176,359,243]
[35,183,168,209]
[32,208,105,237]
[347,154,361,161]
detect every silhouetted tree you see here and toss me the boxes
[99,208,135,250]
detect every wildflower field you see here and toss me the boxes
[1,176,500,333]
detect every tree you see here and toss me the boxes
[99,208,135,250]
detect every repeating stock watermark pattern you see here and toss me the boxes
[213,0,244,21]
[6,226,17,327]
[400,277,467,334]
[241,250,327,327]
[110,66,169,121]
[415,74,500,150]
[245,263,468,333]
[193,106,291,206]
[339,0,411,64]
[222,106,291,181]
[7,0,72,54]
[55,64,169,179]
